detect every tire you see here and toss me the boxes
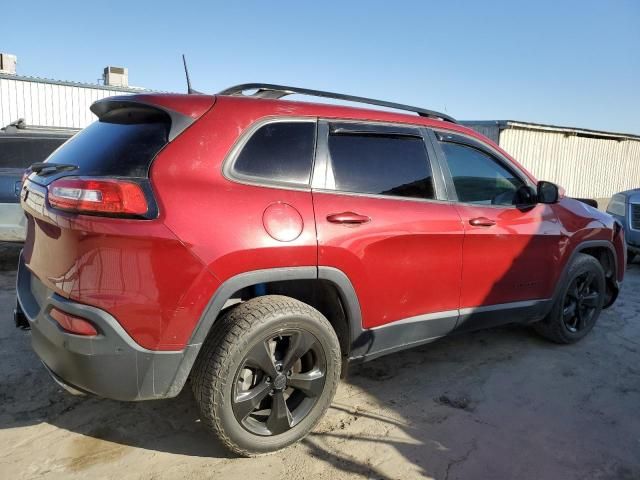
[534,253,606,344]
[628,251,637,265]
[191,295,341,457]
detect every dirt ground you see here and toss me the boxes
[1,249,639,480]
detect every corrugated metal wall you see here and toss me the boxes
[499,128,640,199]
[464,123,501,144]
[0,76,137,129]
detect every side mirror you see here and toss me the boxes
[537,181,560,204]
[514,185,537,208]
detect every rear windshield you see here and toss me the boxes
[0,135,70,169]
[44,112,170,177]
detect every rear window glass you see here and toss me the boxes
[232,122,316,185]
[326,133,435,199]
[44,114,169,177]
[0,136,70,168]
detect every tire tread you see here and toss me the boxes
[534,253,605,344]
[191,295,340,457]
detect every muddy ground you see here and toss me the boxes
[1,249,639,479]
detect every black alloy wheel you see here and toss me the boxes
[562,270,602,333]
[534,253,606,344]
[192,295,341,456]
[232,330,326,436]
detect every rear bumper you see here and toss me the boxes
[16,254,198,401]
[0,203,26,242]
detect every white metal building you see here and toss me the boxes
[0,54,151,242]
[0,56,148,130]
[2,51,638,203]
[463,120,640,201]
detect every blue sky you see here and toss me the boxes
[3,0,639,133]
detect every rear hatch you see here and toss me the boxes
[21,94,215,298]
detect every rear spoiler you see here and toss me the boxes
[91,94,215,141]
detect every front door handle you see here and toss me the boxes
[326,212,371,225]
[469,217,496,227]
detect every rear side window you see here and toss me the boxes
[232,122,316,185]
[326,133,435,199]
[44,109,170,177]
[440,142,524,205]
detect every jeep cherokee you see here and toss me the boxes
[15,84,625,456]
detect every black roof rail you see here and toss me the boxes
[218,83,457,123]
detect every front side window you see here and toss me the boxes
[233,122,316,185]
[440,142,524,205]
[326,132,435,199]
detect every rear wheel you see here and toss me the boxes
[191,295,341,456]
[628,251,637,264]
[534,253,606,344]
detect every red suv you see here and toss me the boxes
[16,84,625,456]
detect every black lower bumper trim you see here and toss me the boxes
[16,253,197,401]
[43,362,89,396]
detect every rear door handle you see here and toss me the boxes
[469,217,496,227]
[326,212,371,225]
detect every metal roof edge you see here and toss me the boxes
[461,119,640,141]
[460,120,508,128]
[0,72,156,94]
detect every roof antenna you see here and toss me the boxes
[182,54,198,94]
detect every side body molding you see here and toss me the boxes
[319,266,456,362]
[173,238,619,394]
[317,266,364,355]
[554,239,620,307]
[175,265,369,392]
[166,266,319,395]
[187,266,319,347]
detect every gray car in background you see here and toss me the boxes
[606,189,640,263]
[0,120,76,242]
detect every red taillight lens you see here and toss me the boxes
[50,307,98,336]
[48,178,148,216]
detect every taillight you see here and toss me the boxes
[47,177,148,216]
[50,307,98,336]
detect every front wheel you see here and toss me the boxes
[534,253,606,344]
[191,295,341,456]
